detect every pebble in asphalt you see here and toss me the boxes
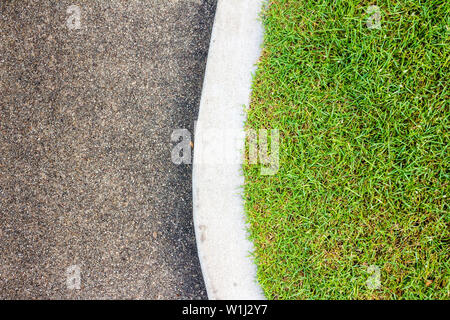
[0,0,217,299]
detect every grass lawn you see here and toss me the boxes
[244,0,449,299]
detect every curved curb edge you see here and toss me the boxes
[192,0,266,300]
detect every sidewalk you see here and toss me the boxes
[0,0,216,299]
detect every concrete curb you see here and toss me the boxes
[192,0,266,300]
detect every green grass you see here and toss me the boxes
[244,0,449,299]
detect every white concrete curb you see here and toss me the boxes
[192,0,266,300]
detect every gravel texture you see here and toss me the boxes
[0,0,216,299]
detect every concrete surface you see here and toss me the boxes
[192,0,266,299]
[0,0,216,299]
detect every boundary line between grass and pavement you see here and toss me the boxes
[192,0,266,300]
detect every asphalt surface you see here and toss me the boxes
[0,0,216,299]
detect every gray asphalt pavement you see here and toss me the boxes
[0,0,216,299]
